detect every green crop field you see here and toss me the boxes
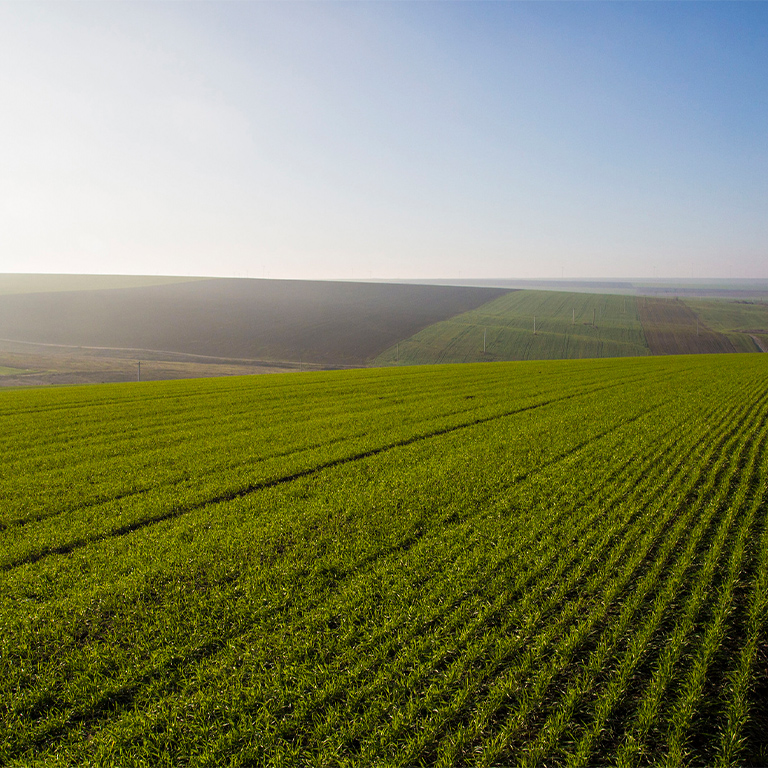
[2,355,767,766]
[682,299,768,332]
[0,366,30,377]
[375,291,761,366]
[375,290,650,365]
[683,298,768,353]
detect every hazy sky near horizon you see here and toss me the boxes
[2,2,767,281]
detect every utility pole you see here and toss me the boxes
[572,308,575,325]
[137,361,141,382]
[483,328,486,352]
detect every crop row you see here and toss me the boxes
[0,361,659,565]
[1,354,766,765]
[375,290,650,365]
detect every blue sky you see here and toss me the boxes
[1,1,767,280]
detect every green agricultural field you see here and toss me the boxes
[375,290,650,365]
[2,356,767,766]
[684,298,768,352]
[0,366,30,376]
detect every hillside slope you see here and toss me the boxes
[2,356,767,765]
[0,278,507,366]
[683,297,768,352]
[377,291,756,365]
[375,290,649,364]
[637,297,737,354]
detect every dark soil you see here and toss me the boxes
[638,298,736,355]
[0,278,508,366]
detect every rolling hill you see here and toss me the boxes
[2,355,767,765]
[2,277,765,387]
[0,277,507,369]
[375,290,759,365]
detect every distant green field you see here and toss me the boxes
[376,290,649,364]
[376,290,761,365]
[2,356,767,766]
[0,274,206,296]
[684,298,768,351]
[685,297,768,331]
[0,366,28,376]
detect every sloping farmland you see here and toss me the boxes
[1,355,768,765]
[638,296,737,355]
[375,290,650,365]
[682,297,768,353]
[0,278,507,367]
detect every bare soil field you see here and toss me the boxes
[0,278,507,370]
[638,297,737,354]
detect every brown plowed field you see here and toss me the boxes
[638,297,736,355]
[0,278,508,366]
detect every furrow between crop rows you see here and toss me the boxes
[569,396,768,767]
[2,356,765,766]
[472,382,767,766]
[0,377,646,571]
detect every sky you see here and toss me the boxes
[1,1,767,282]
